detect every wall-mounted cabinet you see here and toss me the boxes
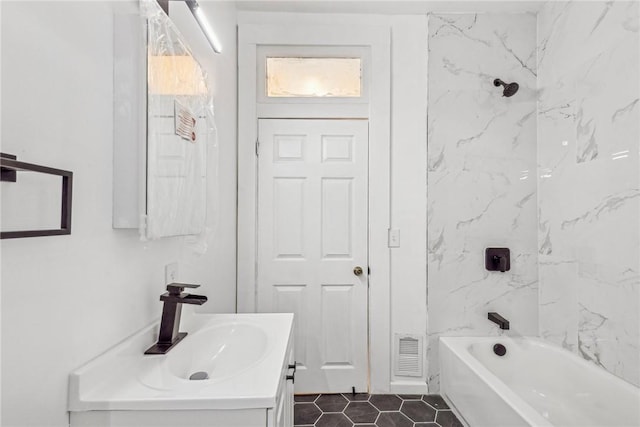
[113,0,211,240]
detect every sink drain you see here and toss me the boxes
[189,371,210,380]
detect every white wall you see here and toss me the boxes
[237,11,429,393]
[167,0,238,313]
[0,1,237,425]
[388,15,429,392]
[537,0,640,386]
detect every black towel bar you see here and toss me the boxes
[1,153,73,239]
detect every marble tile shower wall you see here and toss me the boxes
[427,13,538,389]
[537,1,640,386]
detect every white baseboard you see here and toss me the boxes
[389,380,428,394]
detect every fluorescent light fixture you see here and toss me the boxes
[185,0,222,54]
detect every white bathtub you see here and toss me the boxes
[440,336,640,427]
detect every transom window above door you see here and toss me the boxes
[266,57,362,97]
[257,46,370,105]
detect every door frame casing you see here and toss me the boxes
[237,23,391,392]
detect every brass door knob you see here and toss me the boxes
[353,266,363,276]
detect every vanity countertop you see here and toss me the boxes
[68,309,294,412]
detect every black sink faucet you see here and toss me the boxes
[144,283,208,355]
[488,312,510,330]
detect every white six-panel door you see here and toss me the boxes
[257,119,369,393]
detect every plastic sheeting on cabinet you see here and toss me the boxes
[113,0,216,241]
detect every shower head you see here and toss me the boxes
[493,78,519,97]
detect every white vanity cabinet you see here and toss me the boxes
[269,338,295,427]
[68,312,295,427]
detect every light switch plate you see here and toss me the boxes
[388,228,400,248]
[165,262,179,284]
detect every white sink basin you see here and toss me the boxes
[168,323,269,381]
[68,308,293,411]
[138,322,270,391]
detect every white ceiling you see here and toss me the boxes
[232,0,544,15]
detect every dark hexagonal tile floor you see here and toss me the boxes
[376,412,413,427]
[294,393,463,427]
[294,402,322,425]
[344,401,379,423]
[316,394,349,412]
[295,394,320,403]
[435,410,464,427]
[343,392,370,401]
[315,413,353,427]
[370,394,402,411]
[398,394,422,400]
[422,395,449,410]
[401,400,436,422]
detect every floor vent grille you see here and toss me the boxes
[394,334,423,377]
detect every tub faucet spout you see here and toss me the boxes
[144,283,208,355]
[488,312,510,330]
